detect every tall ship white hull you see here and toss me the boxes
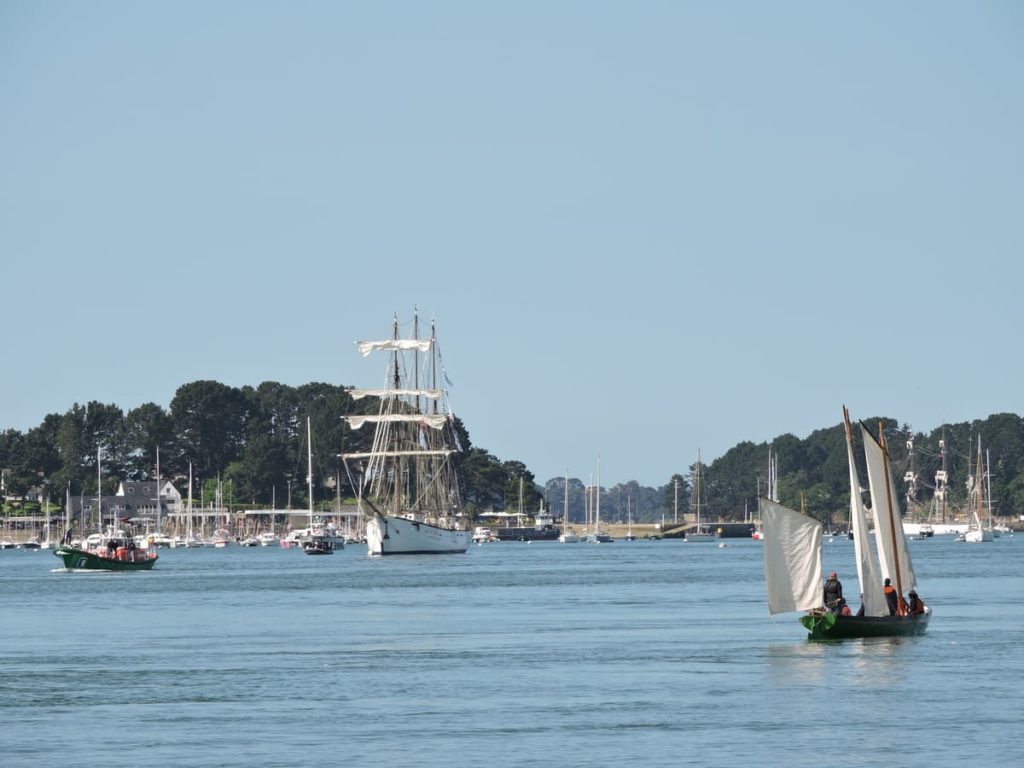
[342,311,472,557]
[367,515,470,555]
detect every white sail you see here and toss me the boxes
[345,413,450,430]
[845,412,888,617]
[356,339,432,357]
[341,449,453,460]
[861,423,917,591]
[761,498,823,615]
[349,388,443,401]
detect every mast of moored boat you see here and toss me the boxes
[985,447,993,531]
[877,422,905,615]
[156,446,162,535]
[97,445,103,534]
[564,469,569,531]
[307,416,314,533]
[187,462,193,541]
[65,482,71,539]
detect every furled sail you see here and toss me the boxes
[356,339,432,357]
[861,423,917,590]
[761,498,823,615]
[349,388,443,401]
[341,449,453,460]
[345,414,449,430]
[845,413,888,616]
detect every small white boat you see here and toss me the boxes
[473,526,497,543]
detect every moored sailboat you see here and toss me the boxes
[341,311,470,555]
[685,449,716,542]
[558,470,579,543]
[961,437,994,543]
[762,408,930,639]
[584,457,612,543]
[298,416,342,554]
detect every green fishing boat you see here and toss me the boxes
[54,444,158,572]
[53,537,158,571]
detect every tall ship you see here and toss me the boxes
[341,312,471,555]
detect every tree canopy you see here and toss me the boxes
[1,383,1022,524]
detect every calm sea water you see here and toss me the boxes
[2,535,1022,768]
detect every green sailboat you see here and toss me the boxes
[762,407,930,640]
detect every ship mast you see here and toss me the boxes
[307,416,314,531]
[903,429,918,519]
[933,426,948,524]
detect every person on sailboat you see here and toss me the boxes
[883,578,899,615]
[907,589,925,615]
[823,571,843,612]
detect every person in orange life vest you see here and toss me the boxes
[823,571,843,612]
[883,577,899,615]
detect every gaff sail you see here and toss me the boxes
[845,411,888,617]
[861,423,917,590]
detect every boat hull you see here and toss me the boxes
[494,526,560,541]
[53,546,157,572]
[963,528,993,543]
[800,608,931,639]
[366,515,469,555]
[685,533,717,542]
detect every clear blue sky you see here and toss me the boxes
[1,2,1021,488]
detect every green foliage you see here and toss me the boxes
[2,386,1023,524]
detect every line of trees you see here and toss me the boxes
[0,380,545,516]
[2,380,1022,525]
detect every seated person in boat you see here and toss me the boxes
[823,571,843,613]
[907,589,925,615]
[837,597,852,616]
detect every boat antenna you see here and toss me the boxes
[877,421,906,615]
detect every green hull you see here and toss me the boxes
[53,546,158,571]
[800,608,930,640]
